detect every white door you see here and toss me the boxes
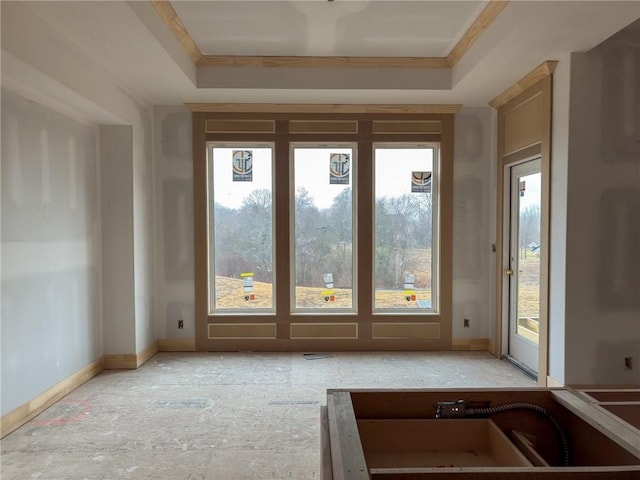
[505,158,541,374]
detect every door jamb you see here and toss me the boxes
[493,75,552,387]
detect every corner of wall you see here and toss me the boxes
[452,107,495,344]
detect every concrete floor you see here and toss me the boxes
[1,351,535,479]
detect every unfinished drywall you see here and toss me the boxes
[133,113,156,354]
[452,107,497,340]
[100,116,156,357]
[154,107,496,344]
[1,90,101,415]
[563,20,640,385]
[100,125,136,355]
[2,1,156,359]
[153,107,195,341]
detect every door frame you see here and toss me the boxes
[493,73,553,386]
[502,156,542,376]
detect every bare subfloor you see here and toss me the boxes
[2,351,535,479]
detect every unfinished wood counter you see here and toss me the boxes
[321,388,640,479]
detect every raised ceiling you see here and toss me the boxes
[172,1,485,58]
[1,1,639,110]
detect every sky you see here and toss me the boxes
[210,145,435,210]
[518,171,541,210]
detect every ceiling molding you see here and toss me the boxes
[153,1,510,70]
[447,0,510,67]
[184,103,463,114]
[150,0,202,63]
[197,55,450,69]
[489,60,558,109]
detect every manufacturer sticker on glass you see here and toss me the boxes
[232,150,253,182]
[329,153,350,185]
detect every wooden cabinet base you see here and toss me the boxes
[321,388,640,479]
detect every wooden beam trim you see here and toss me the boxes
[154,1,508,70]
[489,61,558,109]
[185,103,463,114]
[447,0,510,66]
[327,392,370,480]
[150,0,202,63]
[197,55,450,69]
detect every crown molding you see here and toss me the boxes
[489,61,558,109]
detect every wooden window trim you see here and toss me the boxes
[193,111,453,351]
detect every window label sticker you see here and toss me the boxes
[403,290,417,302]
[232,150,253,182]
[321,289,336,302]
[404,274,415,289]
[519,180,526,197]
[411,171,432,193]
[329,153,350,185]
[241,272,254,292]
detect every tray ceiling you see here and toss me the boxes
[171,1,486,57]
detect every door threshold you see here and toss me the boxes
[503,354,537,380]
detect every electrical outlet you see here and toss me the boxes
[463,318,470,328]
[624,357,633,370]
[178,319,184,329]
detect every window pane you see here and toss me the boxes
[374,146,436,311]
[208,146,274,311]
[516,171,541,344]
[293,147,355,310]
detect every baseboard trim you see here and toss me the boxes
[103,353,138,369]
[158,338,196,351]
[104,340,159,370]
[1,357,104,438]
[136,341,159,367]
[452,338,491,351]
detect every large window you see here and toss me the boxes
[374,146,438,312]
[195,112,453,351]
[292,146,356,311]
[207,144,274,312]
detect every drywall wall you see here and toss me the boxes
[2,1,156,358]
[563,21,640,385]
[153,107,195,342]
[1,90,102,415]
[100,120,155,356]
[154,107,496,342]
[133,115,156,353]
[452,107,497,340]
[548,54,572,385]
[100,126,136,355]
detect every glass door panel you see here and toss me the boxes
[507,158,541,373]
